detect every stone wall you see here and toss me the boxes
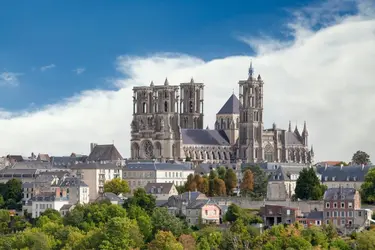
[210,197,323,213]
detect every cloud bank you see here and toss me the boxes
[1,1,374,162]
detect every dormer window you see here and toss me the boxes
[353,177,357,181]
[324,176,328,181]
[346,176,350,181]
[332,176,336,181]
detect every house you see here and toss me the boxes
[123,162,194,192]
[37,154,50,162]
[186,199,221,225]
[95,192,126,205]
[0,169,40,183]
[87,143,124,165]
[266,165,310,200]
[323,187,361,230]
[60,204,75,216]
[161,191,208,217]
[297,210,323,227]
[145,183,178,200]
[260,204,301,227]
[28,188,70,218]
[6,155,24,164]
[55,177,89,204]
[71,163,122,201]
[317,164,374,190]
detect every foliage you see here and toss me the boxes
[242,165,268,199]
[224,168,237,195]
[176,185,186,194]
[224,204,262,225]
[240,169,254,196]
[178,234,196,250]
[103,178,130,195]
[148,230,183,250]
[352,150,371,165]
[0,179,22,210]
[361,168,375,203]
[123,188,156,215]
[212,177,226,196]
[295,167,326,200]
[151,207,187,237]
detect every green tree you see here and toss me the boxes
[178,234,196,250]
[240,170,254,197]
[217,166,226,180]
[123,188,156,215]
[103,178,130,195]
[361,168,375,203]
[213,177,226,196]
[0,195,4,208]
[127,205,153,241]
[185,174,197,191]
[151,208,186,237]
[224,168,237,195]
[302,226,328,249]
[148,231,183,250]
[295,167,325,200]
[355,230,375,250]
[208,170,218,196]
[352,150,371,165]
[242,165,268,199]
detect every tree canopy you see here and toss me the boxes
[361,168,375,204]
[240,169,254,196]
[295,167,326,200]
[352,150,371,165]
[103,178,130,195]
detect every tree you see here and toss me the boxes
[213,178,226,196]
[361,168,375,203]
[224,169,237,195]
[178,234,196,250]
[352,150,371,165]
[242,165,268,199]
[295,167,325,200]
[4,179,22,204]
[127,205,153,241]
[185,174,197,191]
[103,178,130,195]
[123,188,156,215]
[217,166,226,180]
[151,208,186,237]
[148,231,183,250]
[240,170,254,196]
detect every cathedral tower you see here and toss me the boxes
[130,79,179,160]
[215,94,240,145]
[179,78,204,129]
[238,62,264,163]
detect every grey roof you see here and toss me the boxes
[316,165,374,182]
[269,165,307,181]
[50,157,76,167]
[0,168,39,178]
[173,191,207,202]
[217,94,240,115]
[181,129,230,145]
[187,199,219,209]
[285,131,303,145]
[58,177,88,187]
[6,155,24,162]
[305,211,323,220]
[126,162,193,171]
[71,162,122,170]
[60,204,75,210]
[145,183,174,194]
[195,163,238,175]
[30,192,68,202]
[87,144,123,162]
[22,182,34,188]
[37,154,50,162]
[11,161,51,169]
[323,188,357,200]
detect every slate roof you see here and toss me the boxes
[0,168,39,178]
[285,131,303,145]
[6,155,24,162]
[316,165,374,182]
[60,204,75,211]
[58,177,88,187]
[323,188,357,200]
[187,199,218,209]
[195,163,238,175]
[126,162,193,171]
[71,162,122,170]
[50,157,76,167]
[269,165,307,181]
[11,161,51,170]
[181,129,230,145]
[145,183,174,194]
[305,211,323,220]
[30,192,68,202]
[87,144,123,162]
[217,94,240,115]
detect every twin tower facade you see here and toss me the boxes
[130,63,314,164]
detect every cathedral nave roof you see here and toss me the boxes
[181,129,230,146]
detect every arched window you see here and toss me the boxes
[142,102,147,113]
[164,101,168,112]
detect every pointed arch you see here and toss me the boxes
[131,142,140,159]
[154,142,162,158]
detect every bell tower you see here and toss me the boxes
[238,62,264,163]
[179,78,204,129]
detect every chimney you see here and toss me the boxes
[90,143,97,153]
[325,163,328,170]
[188,191,191,202]
[340,164,343,170]
[361,164,364,170]
[55,188,61,198]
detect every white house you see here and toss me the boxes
[144,182,178,200]
[123,162,194,192]
[71,163,122,201]
[29,188,69,218]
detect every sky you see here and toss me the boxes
[0,0,374,162]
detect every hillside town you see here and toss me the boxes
[0,64,374,249]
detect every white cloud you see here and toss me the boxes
[0,72,22,86]
[40,64,56,72]
[73,68,85,75]
[0,1,375,162]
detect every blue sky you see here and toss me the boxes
[0,0,317,111]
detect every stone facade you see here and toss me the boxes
[130,62,313,164]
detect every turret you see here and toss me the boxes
[302,121,309,146]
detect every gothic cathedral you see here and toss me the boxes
[130,62,314,164]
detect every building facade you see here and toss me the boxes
[130,62,313,164]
